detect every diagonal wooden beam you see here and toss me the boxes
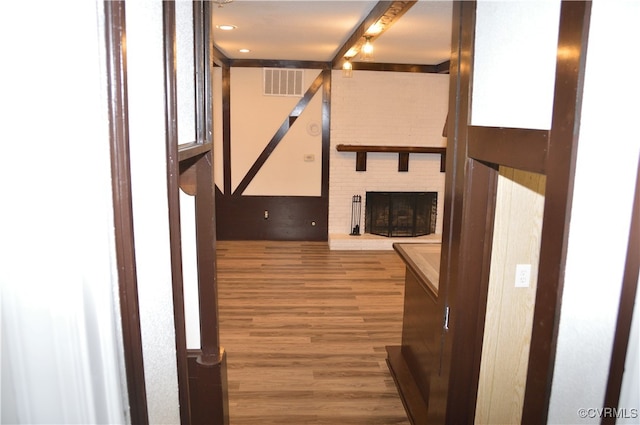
[332,1,417,70]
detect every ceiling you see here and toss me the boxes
[210,0,453,66]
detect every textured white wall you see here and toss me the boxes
[125,1,180,423]
[329,70,449,241]
[472,0,560,130]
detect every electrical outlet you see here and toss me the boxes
[264,210,269,219]
[303,153,315,162]
[515,264,531,288]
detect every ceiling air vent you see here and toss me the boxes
[263,68,304,97]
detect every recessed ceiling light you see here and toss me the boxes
[216,24,237,31]
[239,48,250,53]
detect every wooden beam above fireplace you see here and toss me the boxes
[336,144,446,172]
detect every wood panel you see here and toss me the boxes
[215,190,328,241]
[475,167,545,424]
[216,241,410,425]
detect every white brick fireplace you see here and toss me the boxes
[328,70,449,250]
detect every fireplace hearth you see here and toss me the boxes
[365,192,437,237]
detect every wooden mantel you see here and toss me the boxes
[336,144,446,172]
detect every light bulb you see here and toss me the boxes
[342,59,353,78]
[362,37,373,62]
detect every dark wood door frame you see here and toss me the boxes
[104,2,149,423]
[523,3,591,421]
[439,1,593,423]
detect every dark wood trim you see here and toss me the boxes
[522,2,592,422]
[178,142,212,162]
[399,152,410,172]
[212,45,230,68]
[103,2,149,423]
[222,65,232,195]
[233,71,325,196]
[336,144,446,154]
[440,2,501,423]
[350,62,441,73]
[337,144,446,172]
[445,159,498,423]
[162,2,192,424]
[194,0,221,362]
[195,152,221,358]
[227,59,447,74]
[602,156,640,424]
[228,59,330,70]
[436,60,451,74]
[432,3,467,420]
[356,152,367,171]
[321,68,331,198]
[467,126,549,175]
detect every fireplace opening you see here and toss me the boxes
[365,192,437,237]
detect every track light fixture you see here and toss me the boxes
[361,36,374,62]
[342,58,353,78]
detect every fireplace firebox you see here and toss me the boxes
[365,192,437,237]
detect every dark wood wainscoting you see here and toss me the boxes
[215,189,328,241]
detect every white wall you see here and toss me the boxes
[1,1,127,423]
[472,0,560,130]
[329,70,449,249]
[125,1,187,423]
[548,1,640,422]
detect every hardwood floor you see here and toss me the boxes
[216,240,411,425]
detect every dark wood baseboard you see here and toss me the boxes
[215,190,328,241]
[187,349,229,425]
[386,345,428,425]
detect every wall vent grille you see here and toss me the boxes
[263,68,304,97]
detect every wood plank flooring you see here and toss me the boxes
[216,240,411,425]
